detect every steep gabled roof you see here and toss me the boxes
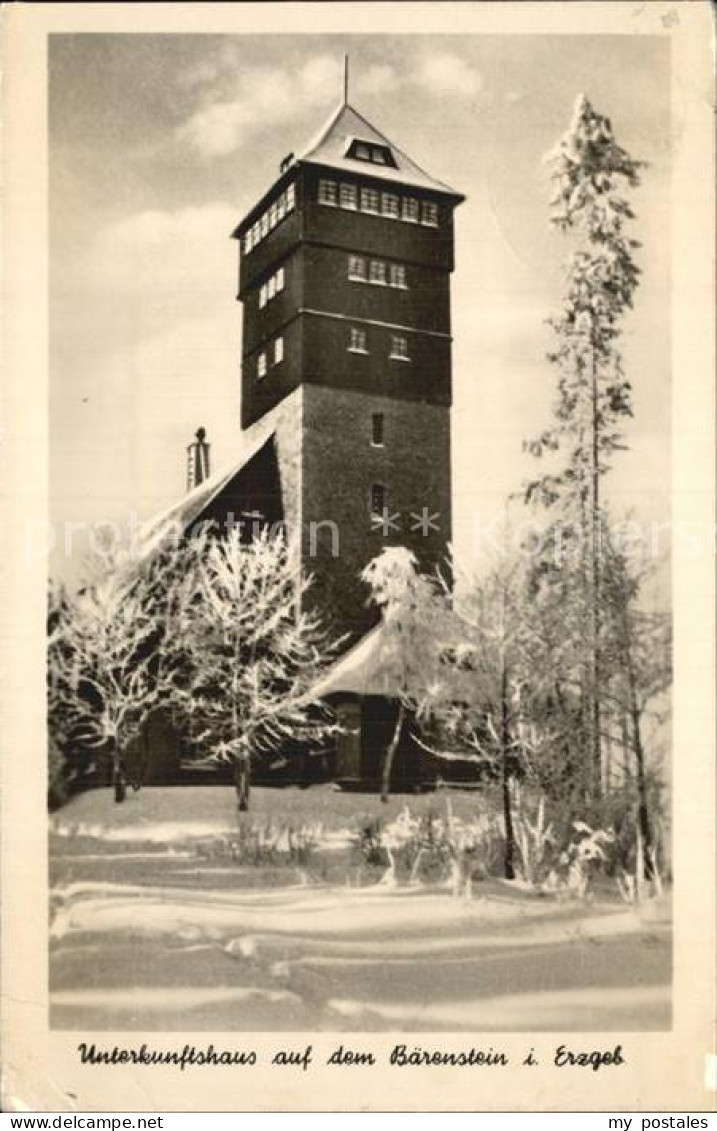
[297,101,464,200]
[136,389,300,558]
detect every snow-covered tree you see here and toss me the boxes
[526,94,645,795]
[436,558,558,879]
[50,549,175,802]
[170,525,339,811]
[361,547,557,877]
[599,526,671,874]
[47,579,78,807]
[361,547,450,802]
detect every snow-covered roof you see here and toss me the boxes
[307,620,402,699]
[136,390,299,558]
[297,101,464,199]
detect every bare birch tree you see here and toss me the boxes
[50,549,175,802]
[437,558,558,879]
[170,525,338,811]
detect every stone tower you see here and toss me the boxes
[231,93,464,641]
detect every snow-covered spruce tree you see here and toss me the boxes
[523,521,601,807]
[526,94,644,797]
[51,547,178,803]
[170,525,338,811]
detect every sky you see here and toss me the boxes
[48,33,671,581]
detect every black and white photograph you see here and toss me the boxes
[1,0,714,1115]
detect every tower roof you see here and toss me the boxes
[296,101,464,200]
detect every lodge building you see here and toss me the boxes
[135,83,465,790]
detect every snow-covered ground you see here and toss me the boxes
[49,786,672,1032]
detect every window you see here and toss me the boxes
[347,139,397,167]
[369,260,386,285]
[370,483,386,516]
[260,213,269,239]
[277,196,286,222]
[259,267,285,309]
[286,184,296,211]
[257,352,267,379]
[252,222,260,246]
[349,256,407,288]
[402,197,419,223]
[389,264,407,289]
[360,187,380,214]
[318,179,338,206]
[269,203,278,229]
[340,183,357,210]
[348,255,367,281]
[349,327,367,354]
[274,336,284,365]
[381,193,399,219]
[421,201,439,227]
[371,413,385,447]
[390,334,410,360]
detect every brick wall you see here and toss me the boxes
[299,384,451,640]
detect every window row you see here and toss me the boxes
[243,184,296,255]
[258,266,285,309]
[348,256,407,289]
[318,178,439,227]
[256,335,284,379]
[348,327,411,361]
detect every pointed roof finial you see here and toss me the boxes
[343,53,349,105]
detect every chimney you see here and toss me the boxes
[186,426,210,492]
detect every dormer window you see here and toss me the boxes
[346,138,397,168]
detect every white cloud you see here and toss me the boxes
[177,55,342,158]
[174,47,483,158]
[88,203,238,303]
[417,54,483,99]
[356,63,399,96]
